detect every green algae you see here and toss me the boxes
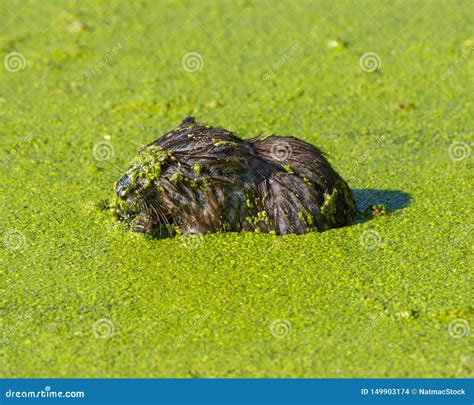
[298,209,315,229]
[245,210,270,228]
[213,140,237,147]
[320,188,339,225]
[125,145,168,190]
[169,171,183,182]
[192,163,203,176]
[303,177,315,187]
[132,145,168,168]
[0,0,472,380]
[365,204,390,218]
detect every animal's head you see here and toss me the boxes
[113,117,259,235]
[114,144,179,233]
[114,138,244,234]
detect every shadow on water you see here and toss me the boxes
[353,189,412,214]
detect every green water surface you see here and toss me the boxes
[0,0,472,377]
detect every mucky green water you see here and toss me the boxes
[0,0,472,377]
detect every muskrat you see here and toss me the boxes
[114,117,356,236]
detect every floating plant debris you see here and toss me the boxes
[326,38,347,50]
[364,204,390,218]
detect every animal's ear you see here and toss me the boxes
[180,116,196,126]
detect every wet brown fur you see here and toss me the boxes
[115,117,356,236]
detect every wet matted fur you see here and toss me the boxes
[114,117,356,236]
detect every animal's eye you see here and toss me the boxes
[116,174,131,196]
